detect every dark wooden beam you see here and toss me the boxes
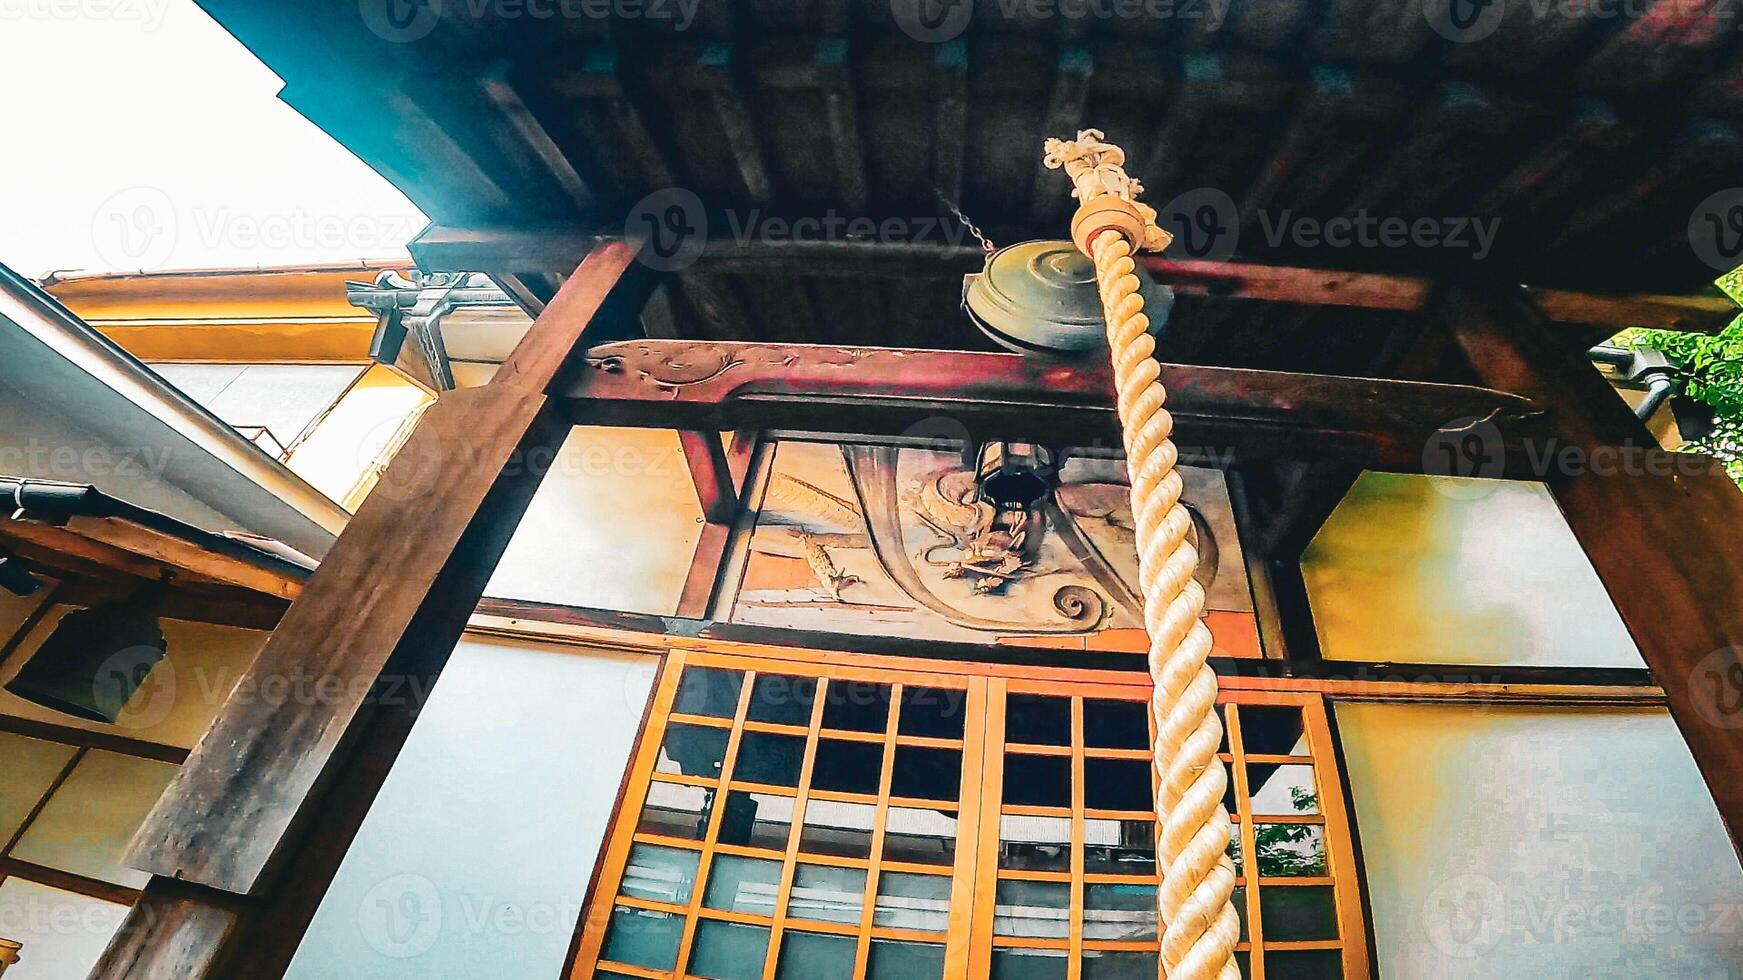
[478,63,596,214]
[405,226,1737,331]
[92,243,642,979]
[678,430,736,524]
[696,43,772,203]
[673,431,759,618]
[816,40,866,212]
[1442,285,1743,854]
[1031,46,1094,227]
[565,339,1552,472]
[933,40,967,209]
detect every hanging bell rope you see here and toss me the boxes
[1043,130,1241,980]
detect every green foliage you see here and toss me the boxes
[1250,789,1328,876]
[1613,268,1743,485]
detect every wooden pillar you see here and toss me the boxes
[89,241,643,979]
[1441,285,1743,854]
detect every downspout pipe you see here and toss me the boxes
[1591,344,1678,422]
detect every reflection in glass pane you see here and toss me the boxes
[1232,885,1249,941]
[1000,813,1071,872]
[866,938,945,980]
[717,791,795,850]
[689,918,771,980]
[735,732,807,786]
[1259,885,1338,941]
[1080,949,1159,979]
[10,750,176,888]
[884,806,958,866]
[1235,950,1250,979]
[602,905,683,971]
[1236,705,1306,756]
[658,723,729,778]
[790,863,867,923]
[991,946,1069,980]
[1003,754,1070,808]
[1084,818,1155,875]
[1006,694,1071,746]
[1083,881,1157,941]
[813,739,884,795]
[1083,698,1149,749]
[748,674,816,725]
[0,732,78,846]
[704,855,782,915]
[822,680,890,733]
[675,667,743,718]
[777,930,857,979]
[1261,949,1341,979]
[899,686,967,739]
[891,746,962,801]
[800,799,877,859]
[994,879,1070,938]
[1083,758,1152,811]
[1249,764,1318,815]
[1255,824,1326,877]
[638,781,715,840]
[873,871,952,932]
[1227,834,1243,877]
[621,843,700,905]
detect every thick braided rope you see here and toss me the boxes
[1089,228,1242,980]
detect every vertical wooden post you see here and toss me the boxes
[1442,285,1743,854]
[90,241,643,979]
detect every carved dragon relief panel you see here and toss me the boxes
[728,441,1262,656]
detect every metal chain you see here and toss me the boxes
[934,187,996,255]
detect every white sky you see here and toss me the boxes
[0,0,427,278]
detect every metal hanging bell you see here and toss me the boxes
[963,240,1173,357]
[5,584,169,723]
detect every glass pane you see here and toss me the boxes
[1254,824,1326,877]
[1083,758,1151,811]
[890,746,961,801]
[689,919,771,980]
[10,749,176,887]
[1003,754,1070,808]
[800,799,876,859]
[1259,884,1338,941]
[883,806,958,865]
[1000,813,1071,872]
[813,739,884,795]
[1235,705,1306,756]
[1084,817,1155,875]
[1249,763,1319,815]
[704,855,783,916]
[0,731,77,845]
[621,843,700,905]
[1261,949,1341,979]
[994,879,1070,938]
[790,863,867,923]
[1227,833,1243,877]
[602,905,683,971]
[638,781,715,840]
[1232,884,1249,941]
[991,946,1069,980]
[822,680,890,733]
[899,686,966,739]
[866,938,945,980]
[1080,949,1158,979]
[658,723,729,778]
[748,674,817,725]
[873,871,952,931]
[718,791,795,850]
[1083,698,1149,749]
[777,930,857,979]
[0,878,128,980]
[735,732,806,787]
[1084,881,1157,941]
[1007,694,1071,746]
[675,666,743,718]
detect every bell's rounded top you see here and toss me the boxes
[964,240,1171,356]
